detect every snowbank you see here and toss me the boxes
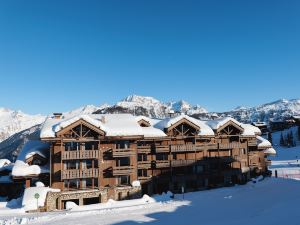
[12,160,43,177]
[264,148,277,155]
[22,187,60,211]
[0,159,11,168]
[131,180,141,187]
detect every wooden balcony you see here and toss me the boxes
[155,160,170,168]
[113,166,135,176]
[137,146,151,154]
[61,150,99,160]
[219,143,241,149]
[155,146,170,153]
[170,144,195,152]
[248,140,257,146]
[265,160,272,166]
[195,143,218,151]
[112,148,135,157]
[137,161,152,169]
[171,159,197,167]
[61,168,99,179]
[138,176,152,181]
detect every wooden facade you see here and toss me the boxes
[36,114,272,210]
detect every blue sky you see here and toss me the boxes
[0,0,299,115]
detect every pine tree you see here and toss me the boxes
[289,131,294,148]
[267,132,273,145]
[280,132,285,146]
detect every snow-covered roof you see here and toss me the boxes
[0,159,11,168]
[240,124,262,136]
[22,186,60,211]
[154,114,215,136]
[252,122,267,127]
[141,127,167,138]
[257,136,272,149]
[205,117,243,130]
[12,160,49,177]
[263,148,277,155]
[17,140,50,162]
[41,114,167,138]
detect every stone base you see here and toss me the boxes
[45,186,141,211]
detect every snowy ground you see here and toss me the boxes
[268,127,300,179]
[1,127,300,225]
[1,178,300,225]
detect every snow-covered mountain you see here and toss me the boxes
[1,95,300,160]
[217,99,300,123]
[95,95,207,118]
[0,108,45,143]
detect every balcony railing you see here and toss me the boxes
[170,144,195,152]
[219,143,241,149]
[112,148,135,157]
[155,160,170,168]
[137,146,151,153]
[113,166,134,176]
[138,176,152,181]
[61,168,99,179]
[137,161,152,169]
[171,159,197,167]
[155,146,170,153]
[61,150,99,160]
[248,140,257,146]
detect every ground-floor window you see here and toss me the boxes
[117,175,130,186]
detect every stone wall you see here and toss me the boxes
[45,185,142,211]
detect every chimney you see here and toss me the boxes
[101,116,106,123]
[53,113,63,119]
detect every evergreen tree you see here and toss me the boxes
[267,132,273,145]
[280,132,285,146]
[289,131,294,148]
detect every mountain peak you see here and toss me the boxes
[121,95,161,104]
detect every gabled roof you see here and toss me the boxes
[205,117,243,131]
[40,114,166,138]
[154,114,215,136]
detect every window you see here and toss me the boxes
[138,169,147,177]
[116,141,130,149]
[117,157,130,166]
[118,175,130,185]
[138,154,147,162]
[84,141,98,150]
[65,142,80,151]
[69,179,80,189]
[156,153,168,161]
[66,160,79,169]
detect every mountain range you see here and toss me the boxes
[1,95,300,160]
